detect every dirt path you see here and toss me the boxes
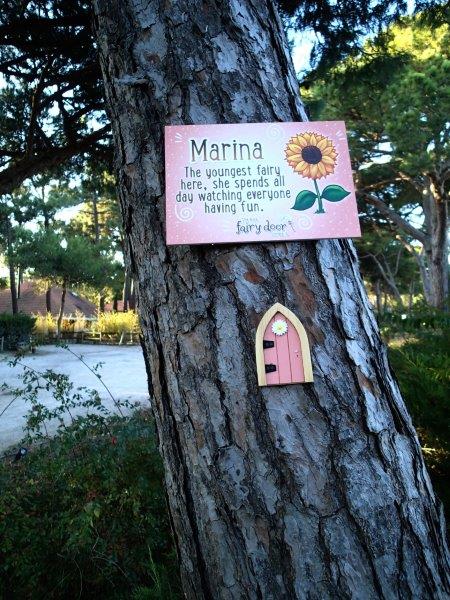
[0,344,149,451]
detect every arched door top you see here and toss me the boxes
[255,303,313,386]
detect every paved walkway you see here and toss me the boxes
[0,344,149,451]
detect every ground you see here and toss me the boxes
[0,344,149,451]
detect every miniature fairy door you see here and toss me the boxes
[255,303,313,386]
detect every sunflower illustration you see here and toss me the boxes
[285,131,349,214]
[285,132,338,180]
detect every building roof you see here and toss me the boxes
[0,281,97,319]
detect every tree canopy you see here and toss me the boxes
[305,16,449,307]
[0,0,110,195]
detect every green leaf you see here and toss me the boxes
[291,190,317,211]
[321,185,350,202]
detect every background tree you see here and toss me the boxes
[20,230,116,335]
[2,0,446,197]
[93,0,450,598]
[305,17,449,308]
[278,0,448,72]
[0,188,38,312]
[67,166,126,310]
[0,0,110,196]
[358,221,420,312]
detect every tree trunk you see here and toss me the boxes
[368,252,404,309]
[375,279,383,315]
[7,223,18,314]
[98,294,105,313]
[57,281,67,338]
[422,181,448,309]
[122,268,131,311]
[17,266,22,299]
[129,279,136,310]
[92,195,101,244]
[93,1,450,598]
[46,286,52,313]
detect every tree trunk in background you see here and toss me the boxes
[122,269,131,311]
[422,180,448,309]
[92,196,100,244]
[93,1,450,598]
[8,261,18,314]
[98,294,105,313]
[129,279,136,310]
[57,281,67,338]
[46,286,52,313]
[17,266,22,299]
[7,223,18,314]
[375,279,383,314]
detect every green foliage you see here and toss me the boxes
[0,312,35,350]
[305,16,449,306]
[382,310,450,524]
[306,16,449,185]
[19,229,118,291]
[0,412,181,599]
[0,352,181,598]
[278,0,435,72]
[0,0,109,191]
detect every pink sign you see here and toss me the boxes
[165,121,360,245]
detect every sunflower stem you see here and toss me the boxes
[313,179,325,213]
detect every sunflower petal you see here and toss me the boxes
[309,164,318,178]
[317,161,327,176]
[296,135,309,147]
[294,161,308,173]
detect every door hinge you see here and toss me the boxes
[263,340,275,349]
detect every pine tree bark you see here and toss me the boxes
[93,1,450,598]
[422,180,448,310]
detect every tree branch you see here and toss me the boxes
[0,125,110,196]
[361,192,428,245]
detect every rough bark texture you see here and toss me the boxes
[422,180,448,309]
[93,1,450,598]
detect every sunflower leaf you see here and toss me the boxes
[291,190,317,211]
[321,185,350,202]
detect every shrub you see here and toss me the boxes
[383,312,450,529]
[0,352,180,598]
[96,311,140,335]
[0,412,181,599]
[33,312,57,336]
[0,312,36,350]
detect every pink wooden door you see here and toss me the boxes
[263,312,305,385]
